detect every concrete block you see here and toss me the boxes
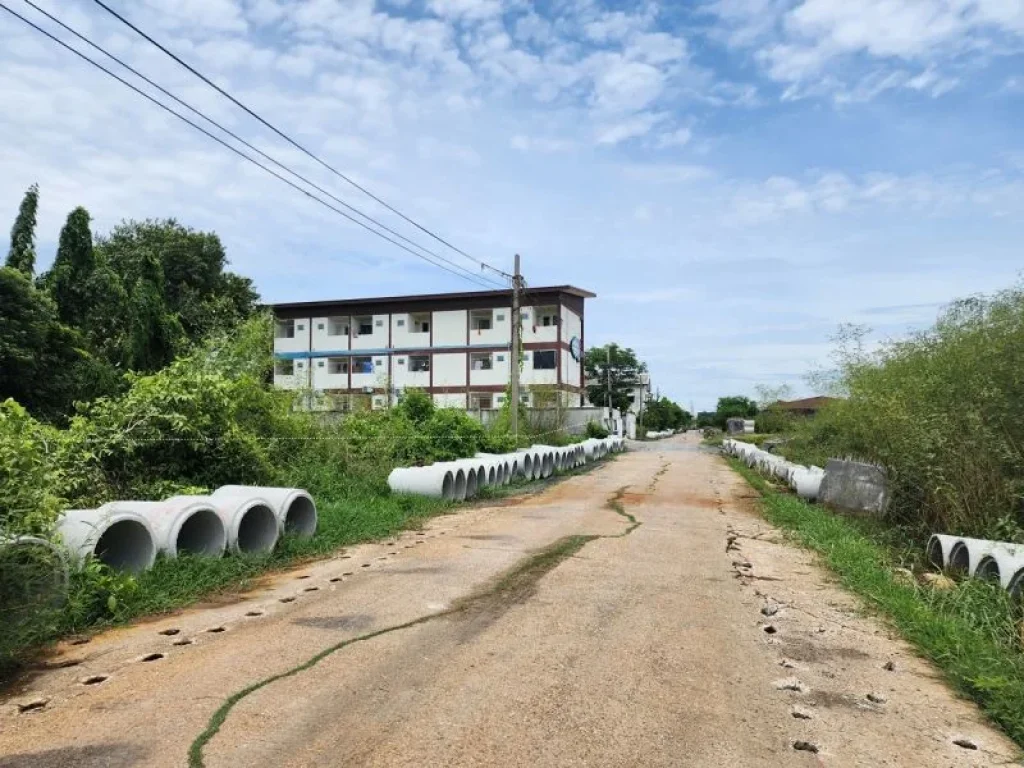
[818,459,889,516]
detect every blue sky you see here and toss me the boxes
[1,0,1022,410]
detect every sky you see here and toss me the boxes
[1,0,1022,411]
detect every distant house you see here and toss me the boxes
[772,396,839,417]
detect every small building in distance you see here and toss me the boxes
[270,285,594,411]
[773,396,839,417]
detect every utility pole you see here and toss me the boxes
[606,345,612,411]
[510,253,522,445]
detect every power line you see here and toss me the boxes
[18,0,504,290]
[88,0,513,282]
[0,1,499,289]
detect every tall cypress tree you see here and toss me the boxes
[6,184,39,276]
[44,206,97,325]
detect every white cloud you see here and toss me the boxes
[594,111,666,144]
[509,135,576,153]
[427,0,504,21]
[655,127,692,147]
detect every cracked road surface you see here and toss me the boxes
[1,434,1018,766]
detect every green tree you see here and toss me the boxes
[584,343,646,413]
[6,184,39,276]
[98,219,257,343]
[714,395,757,429]
[642,397,692,432]
[43,207,99,325]
[0,267,108,421]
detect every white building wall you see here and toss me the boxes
[433,352,467,387]
[311,316,349,352]
[432,310,466,347]
[350,355,387,390]
[522,306,558,345]
[468,306,511,347]
[468,351,508,387]
[351,314,389,350]
[274,316,310,354]
[522,349,558,386]
[433,392,468,408]
[391,313,431,350]
[392,356,430,390]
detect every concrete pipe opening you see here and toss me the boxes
[236,504,279,554]
[453,468,467,501]
[283,495,318,538]
[95,520,156,575]
[486,465,496,486]
[495,465,505,485]
[521,454,533,478]
[441,470,455,501]
[1007,568,1024,600]
[542,453,554,478]
[175,509,227,557]
[949,541,970,574]
[975,556,1000,583]
[926,535,946,569]
[464,468,479,499]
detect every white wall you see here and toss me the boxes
[274,316,310,354]
[468,350,508,387]
[522,349,558,386]
[433,352,467,387]
[391,312,431,349]
[468,306,511,347]
[433,310,466,347]
[522,306,558,345]
[433,392,468,408]
[393,355,430,389]
[311,316,349,352]
[351,314,389,350]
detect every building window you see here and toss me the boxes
[376,319,384,327]
[469,393,493,410]
[496,313,505,321]
[410,355,430,372]
[355,316,373,335]
[470,309,493,331]
[352,356,373,374]
[374,358,383,367]
[533,350,556,369]
[317,360,325,367]
[470,352,493,370]
[536,306,558,327]
[317,323,324,331]
[496,354,505,362]
[274,359,294,375]
[411,313,430,333]
[327,316,349,336]
[520,393,530,405]
[327,357,348,374]
[296,324,305,332]
[396,319,405,327]
[275,319,295,339]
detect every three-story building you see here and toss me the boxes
[271,285,594,410]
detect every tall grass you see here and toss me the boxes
[783,286,1024,539]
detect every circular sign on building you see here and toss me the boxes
[569,336,582,361]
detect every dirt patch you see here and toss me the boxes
[778,636,873,664]
[292,615,377,632]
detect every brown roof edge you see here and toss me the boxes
[268,285,596,311]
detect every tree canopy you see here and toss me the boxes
[584,343,646,414]
[5,184,38,276]
[641,397,691,432]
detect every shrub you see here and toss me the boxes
[0,400,63,535]
[585,421,609,439]
[785,287,1024,538]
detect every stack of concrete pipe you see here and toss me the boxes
[926,534,1024,598]
[388,438,624,501]
[54,485,318,575]
[722,439,826,502]
[646,430,674,439]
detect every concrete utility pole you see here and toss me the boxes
[606,345,612,410]
[510,253,522,445]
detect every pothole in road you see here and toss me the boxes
[206,626,227,634]
[342,571,354,576]
[296,575,311,580]
[81,675,108,686]
[158,628,180,636]
[953,738,978,750]
[69,636,91,646]
[763,625,778,635]
[329,577,343,583]
[139,653,164,663]
[792,741,819,754]
[303,586,320,592]
[172,638,194,646]
[279,596,296,603]
[245,610,264,617]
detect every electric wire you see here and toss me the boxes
[19,0,503,289]
[0,0,499,289]
[88,0,513,282]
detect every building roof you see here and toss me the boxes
[774,396,839,411]
[269,285,596,312]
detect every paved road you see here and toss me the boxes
[1,435,1016,766]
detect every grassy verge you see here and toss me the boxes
[728,457,1024,749]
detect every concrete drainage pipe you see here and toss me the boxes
[58,505,158,574]
[204,494,280,554]
[791,469,824,502]
[973,544,1024,595]
[446,462,480,498]
[514,452,533,480]
[388,466,457,501]
[947,536,1002,577]
[925,534,961,569]
[128,498,227,558]
[214,486,317,539]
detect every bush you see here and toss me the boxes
[784,286,1024,538]
[0,400,64,535]
[585,421,609,439]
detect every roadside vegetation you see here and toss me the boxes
[0,186,590,675]
[732,458,1024,748]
